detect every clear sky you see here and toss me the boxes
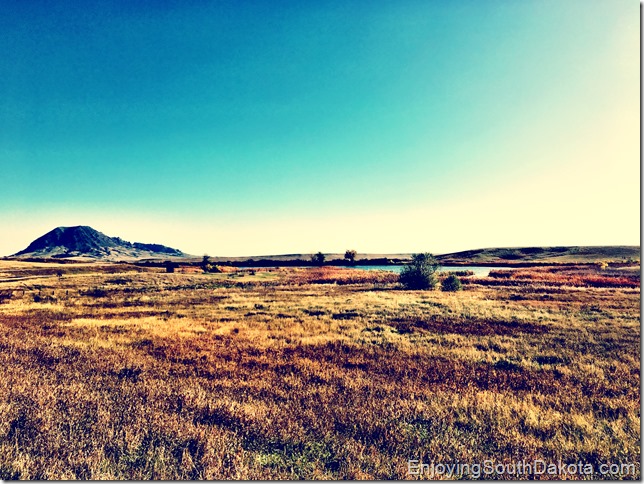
[1,0,639,256]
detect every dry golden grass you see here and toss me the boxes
[0,261,639,479]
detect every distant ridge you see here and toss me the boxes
[436,246,640,264]
[178,246,639,266]
[12,226,185,261]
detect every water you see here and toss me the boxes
[238,264,511,277]
[353,265,507,277]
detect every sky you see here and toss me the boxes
[0,0,639,256]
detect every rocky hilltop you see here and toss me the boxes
[12,226,185,261]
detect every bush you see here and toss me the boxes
[399,253,439,290]
[442,274,462,292]
[81,287,108,298]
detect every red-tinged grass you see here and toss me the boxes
[483,267,640,288]
[288,267,399,285]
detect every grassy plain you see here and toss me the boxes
[0,261,639,479]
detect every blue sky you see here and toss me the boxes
[1,0,639,256]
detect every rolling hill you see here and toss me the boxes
[436,246,640,265]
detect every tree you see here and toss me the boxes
[165,260,178,273]
[441,274,462,292]
[399,253,440,290]
[344,249,357,265]
[311,252,325,266]
[201,254,211,273]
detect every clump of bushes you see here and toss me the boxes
[80,287,108,298]
[200,255,221,273]
[399,253,439,290]
[448,270,474,277]
[441,274,462,292]
[33,293,56,303]
[105,277,131,285]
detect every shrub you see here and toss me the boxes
[498,249,520,259]
[80,287,108,298]
[442,274,462,292]
[399,253,439,290]
[205,264,221,273]
[448,270,474,277]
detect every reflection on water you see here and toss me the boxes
[353,265,508,277]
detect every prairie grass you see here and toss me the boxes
[0,261,639,479]
[485,266,640,288]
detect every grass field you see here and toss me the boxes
[0,261,639,479]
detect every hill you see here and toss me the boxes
[436,246,640,265]
[11,226,186,261]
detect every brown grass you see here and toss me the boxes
[0,261,639,479]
